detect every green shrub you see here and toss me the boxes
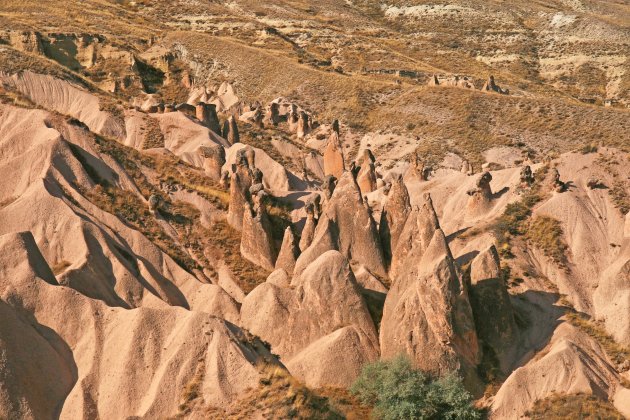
[350,356,481,420]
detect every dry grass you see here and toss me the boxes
[491,165,548,258]
[141,116,165,149]
[51,260,71,275]
[566,312,630,367]
[526,393,624,419]
[207,220,268,294]
[204,365,366,419]
[527,216,569,268]
[610,180,630,215]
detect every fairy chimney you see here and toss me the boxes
[222,115,240,145]
[323,130,345,178]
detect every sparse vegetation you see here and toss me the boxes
[526,393,624,419]
[527,216,569,268]
[491,165,548,258]
[205,365,347,419]
[208,219,268,293]
[609,181,630,215]
[566,311,630,367]
[350,355,481,420]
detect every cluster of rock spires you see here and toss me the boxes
[429,74,509,95]
[238,97,316,138]
[225,129,531,389]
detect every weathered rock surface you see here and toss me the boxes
[195,102,221,134]
[0,232,276,419]
[275,227,299,274]
[380,227,480,382]
[468,245,518,374]
[294,172,386,278]
[379,173,411,265]
[200,143,226,181]
[389,193,440,279]
[240,251,379,384]
[491,323,621,419]
[240,195,277,271]
[222,115,240,145]
[356,149,377,194]
[226,159,252,230]
[323,129,345,178]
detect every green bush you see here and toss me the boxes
[350,356,481,420]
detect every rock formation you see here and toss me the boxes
[240,190,277,271]
[481,75,509,95]
[404,152,430,182]
[299,199,319,252]
[379,173,412,265]
[265,102,280,126]
[323,129,345,178]
[520,165,534,187]
[297,111,309,139]
[380,227,480,382]
[195,102,221,134]
[389,193,440,279]
[148,194,162,214]
[549,168,566,192]
[287,104,299,132]
[356,149,378,194]
[240,251,379,387]
[468,245,518,374]
[321,175,337,202]
[200,144,226,181]
[491,324,620,419]
[294,171,387,278]
[227,157,253,230]
[467,171,493,212]
[222,115,240,145]
[461,159,474,175]
[275,227,300,274]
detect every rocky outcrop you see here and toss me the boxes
[195,102,221,134]
[299,200,318,252]
[481,75,509,95]
[389,193,440,279]
[222,115,240,146]
[226,157,253,230]
[466,171,493,211]
[461,160,474,175]
[380,227,480,381]
[240,251,379,385]
[265,102,280,126]
[240,191,277,271]
[8,30,44,54]
[428,74,475,89]
[549,167,566,192]
[356,149,378,194]
[297,111,309,139]
[404,152,430,182]
[379,174,411,265]
[323,130,345,179]
[148,194,162,214]
[287,104,299,132]
[0,232,278,419]
[200,144,226,181]
[275,227,300,274]
[491,324,620,419]
[294,172,386,278]
[468,245,518,374]
[520,165,534,187]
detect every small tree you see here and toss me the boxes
[350,355,481,420]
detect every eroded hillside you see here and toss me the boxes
[0,0,629,419]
